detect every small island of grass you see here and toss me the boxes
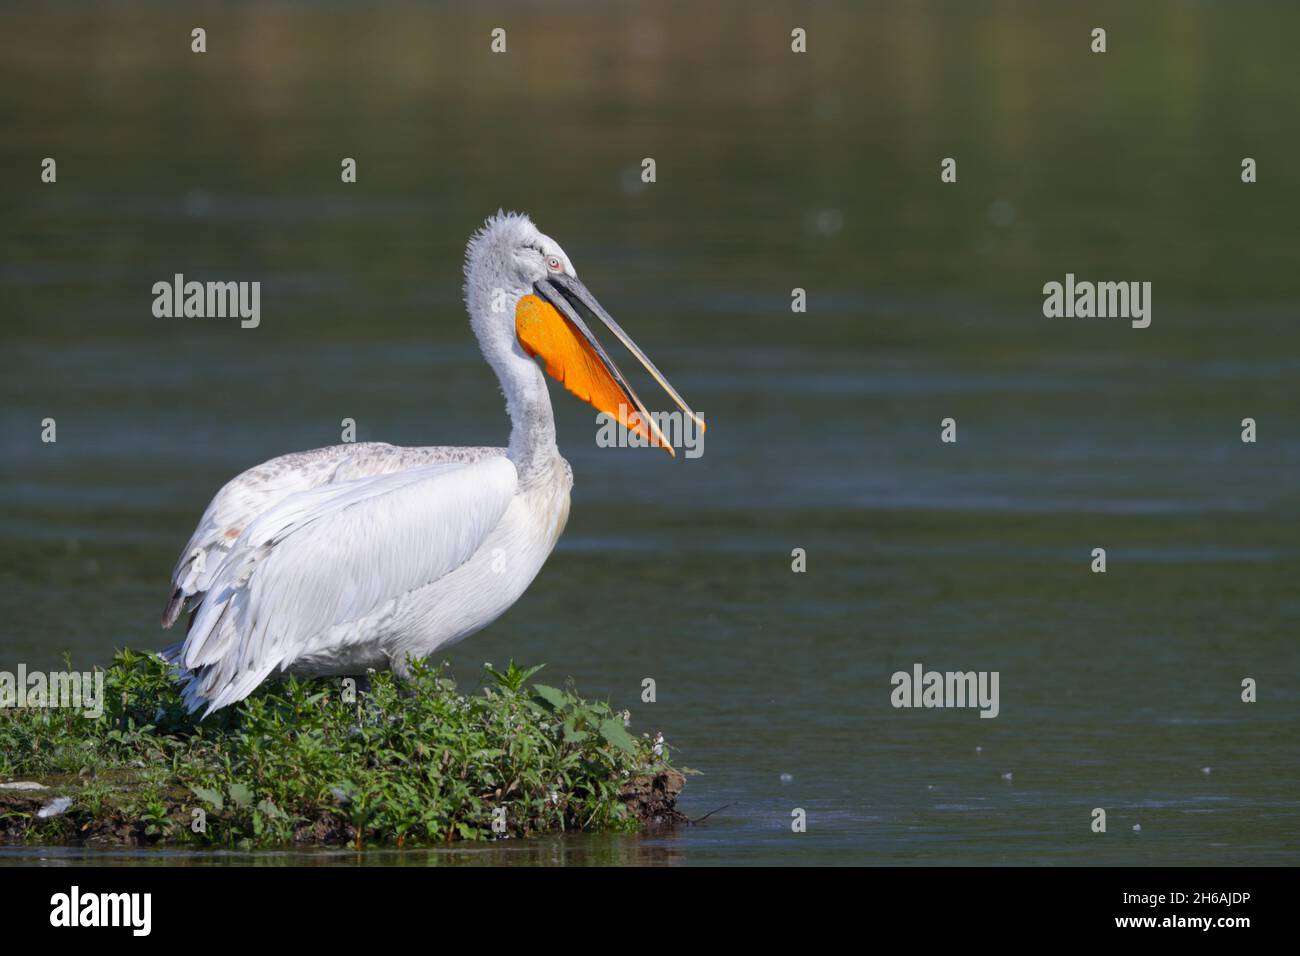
[0,651,686,848]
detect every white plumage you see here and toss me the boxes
[169,453,525,713]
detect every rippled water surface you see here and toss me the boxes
[2,1,1298,865]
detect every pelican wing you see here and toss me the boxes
[173,454,518,714]
[163,443,502,626]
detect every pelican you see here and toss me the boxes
[161,211,703,715]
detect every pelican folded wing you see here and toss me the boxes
[174,455,518,714]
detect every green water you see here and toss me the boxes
[2,1,1298,865]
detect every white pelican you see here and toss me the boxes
[161,211,703,715]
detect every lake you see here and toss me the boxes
[1,0,1297,865]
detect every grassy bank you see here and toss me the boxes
[0,651,686,847]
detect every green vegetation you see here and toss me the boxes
[0,652,685,848]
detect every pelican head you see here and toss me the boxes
[464,210,703,454]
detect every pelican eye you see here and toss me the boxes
[545,256,562,272]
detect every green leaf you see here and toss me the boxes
[532,684,568,711]
[227,783,253,810]
[486,659,545,691]
[257,798,288,820]
[599,718,637,754]
[515,663,545,684]
[190,786,224,811]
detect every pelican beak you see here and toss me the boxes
[516,273,705,456]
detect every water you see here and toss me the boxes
[2,1,1298,865]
